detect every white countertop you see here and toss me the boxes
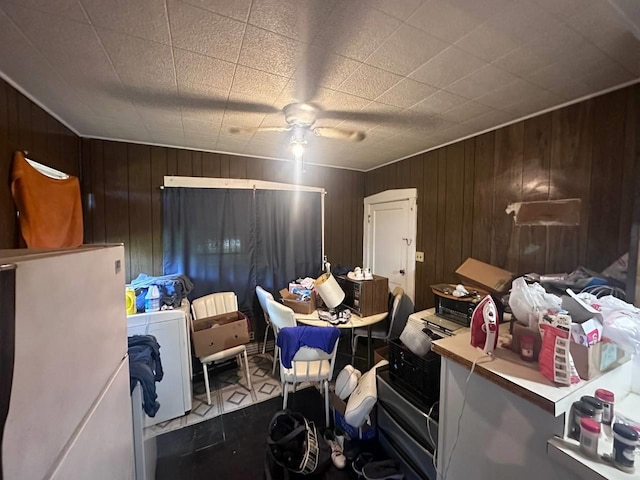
[432,321,633,416]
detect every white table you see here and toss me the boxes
[294,310,388,368]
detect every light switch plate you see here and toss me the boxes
[416,251,424,262]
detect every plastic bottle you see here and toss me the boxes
[595,389,615,425]
[145,285,160,312]
[579,418,600,457]
[612,423,639,472]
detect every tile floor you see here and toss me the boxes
[153,334,386,479]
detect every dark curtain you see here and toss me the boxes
[163,187,322,316]
[255,190,323,294]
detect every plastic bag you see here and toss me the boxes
[580,295,640,355]
[509,277,562,328]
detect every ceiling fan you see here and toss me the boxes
[228,102,366,142]
[228,102,366,169]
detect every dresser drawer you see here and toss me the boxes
[377,369,438,451]
[379,430,428,480]
[378,404,436,480]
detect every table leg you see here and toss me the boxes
[367,325,372,369]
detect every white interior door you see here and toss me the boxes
[364,189,417,302]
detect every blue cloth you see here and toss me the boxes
[276,326,340,369]
[129,273,194,310]
[128,335,164,417]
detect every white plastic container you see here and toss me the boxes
[144,285,160,312]
[579,418,600,457]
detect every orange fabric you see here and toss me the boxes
[10,151,83,248]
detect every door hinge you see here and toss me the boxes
[367,215,371,224]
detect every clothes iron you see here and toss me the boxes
[470,295,499,355]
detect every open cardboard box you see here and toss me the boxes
[570,340,627,380]
[279,289,316,314]
[191,311,250,358]
[330,391,376,441]
[455,258,514,295]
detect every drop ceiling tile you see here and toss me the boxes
[505,89,566,116]
[230,66,288,103]
[527,63,588,98]
[369,0,422,20]
[180,105,224,123]
[248,0,336,42]
[175,48,235,91]
[410,89,468,115]
[531,0,585,20]
[445,64,518,99]
[493,45,553,77]
[293,48,362,99]
[366,24,448,76]
[566,1,627,48]
[168,0,245,63]
[529,24,586,61]
[407,0,481,43]
[455,23,521,62]
[337,64,402,100]
[599,32,640,76]
[409,46,487,89]
[3,0,87,22]
[181,0,251,22]
[376,78,437,108]
[446,0,512,20]
[98,28,176,91]
[221,109,266,128]
[139,110,184,129]
[581,61,636,91]
[239,26,306,77]
[81,0,170,44]
[461,109,514,132]
[149,131,185,145]
[440,101,491,123]
[316,89,372,115]
[475,79,543,110]
[313,1,401,62]
[486,0,559,44]
[182,117,223,133]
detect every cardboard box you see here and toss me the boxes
[279,289,316,314]
[570,340,626,380]
[455,258,514,295]
[191,311,250,358]
[374,346,389,365]
[512,323,542,361]
[330,392,376,440]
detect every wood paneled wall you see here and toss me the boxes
[0,79,80,248]
[81,139,365,282]
[366,85,640,311]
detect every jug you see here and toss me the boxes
[145,285,160,312]
[125,287,137,315]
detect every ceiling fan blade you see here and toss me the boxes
[229,126,291,135]
[318,110,409,125]
[102,84,280,114]
[313,127,365,142]
[296,4,368,103]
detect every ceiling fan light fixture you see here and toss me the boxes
[290,127,307,172]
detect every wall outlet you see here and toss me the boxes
[416,251,424,262]
[249,331,255,341]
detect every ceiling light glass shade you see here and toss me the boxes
[290,127,307,172]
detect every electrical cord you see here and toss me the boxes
[426,401,439,472]
[438,352,492,480]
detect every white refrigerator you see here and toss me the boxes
[0,245,134,480]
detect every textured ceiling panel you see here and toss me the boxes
[0,0,637,171]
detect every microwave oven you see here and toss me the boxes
[336,274,389,317]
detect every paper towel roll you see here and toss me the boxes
[315,273,345,309]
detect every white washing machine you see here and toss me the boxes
[127,305,193,427]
